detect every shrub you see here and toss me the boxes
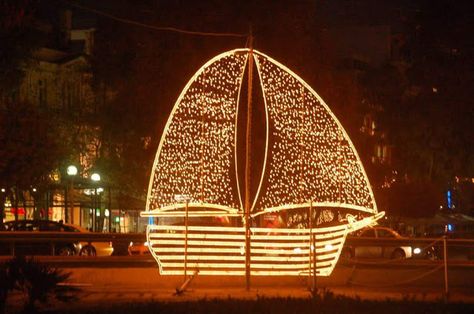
[1,256,79,313]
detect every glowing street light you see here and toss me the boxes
[91,173,101,182]
[65,165,78,224]
[90,172,101,231]
[67,165,78,176]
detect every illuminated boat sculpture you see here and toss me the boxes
[142,48,384,277]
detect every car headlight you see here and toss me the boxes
[129,241,133,247]
[144,241,149,247]
[413,247,421,254]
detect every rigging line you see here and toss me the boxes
[65,1,247,38]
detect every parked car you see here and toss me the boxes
[1,220,113,256]
[64,224,114,257]
[128,240,150,255]
[1,220,81,256]
[342,226,424,260]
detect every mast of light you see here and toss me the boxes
[244,32,254,292]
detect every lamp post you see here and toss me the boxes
[91,173,100,232]
[0,188,5,225]
[66,165,78,224]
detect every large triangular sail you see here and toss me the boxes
[252,51,377,215]
[145,51,248,216]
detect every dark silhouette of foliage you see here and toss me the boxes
[0,261,16,314]
[0,0,42,93]
[0,102,69,190]
[1,256,79,313]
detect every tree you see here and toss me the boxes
[358,1,474,217]
[0,102,70,221]
[0,0,42,95]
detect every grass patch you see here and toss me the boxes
[47,290,474,314]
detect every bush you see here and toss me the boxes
[0,256,79,313]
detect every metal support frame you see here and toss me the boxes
[184,199,189,281]
[308,201,317,296]
[443,235,449,301]
[244,32,254,291]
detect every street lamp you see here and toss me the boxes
[0,188,5,225]
[91,172,101,231]
[91,173,101,182]
[66,165,78,224]
[67,165,78,176]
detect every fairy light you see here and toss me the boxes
[253,52,377,213]
[142,48,383,278]
[147,213,382,276]
[146,50,248,213]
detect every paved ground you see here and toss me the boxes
[4,257,474,313]
[56,260,474,304]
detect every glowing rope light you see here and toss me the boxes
[143,48,384,277]
[253,52,377,213]
[145,50,248,212]
[146,216,365,277]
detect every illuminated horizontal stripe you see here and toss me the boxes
[160,270,329,276]
[156,247,243,254]
[147,213,382,277]
[157,254,330,262]
[154,248,308,256]
[153,245,340,256]
[253,202,376,217]
[250,231,346,241]
[149,233,246,240]
[159,255,246,261]
[150,232,343,242]
[150,225,244,233]
[160,261,333,269]
[150,231,345,243]
[149,203,240,212]
[149,225,347,236]
[155,252,334,260]
[152,239,244,247]
[160,262,327,270]
[151,237,342,249]
[142,210,242,218]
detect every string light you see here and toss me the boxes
[147,213,383,276]
[146,50,248,212]
[142,48,383,277]
[253,52,377,213]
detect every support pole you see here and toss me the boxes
[308,201,313,291]
[69,180,74,224]
[443,235,449,301]
[244,32,254,291]
[93,188,97,232]
[108,187,112,232]
[184,199,189,282]
[310,201,317,296]
[64,185,68,223]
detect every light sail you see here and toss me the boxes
[145,51,248,214]
[145,48,377,216]
[143,48,383,277]
[252,51,377,215]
